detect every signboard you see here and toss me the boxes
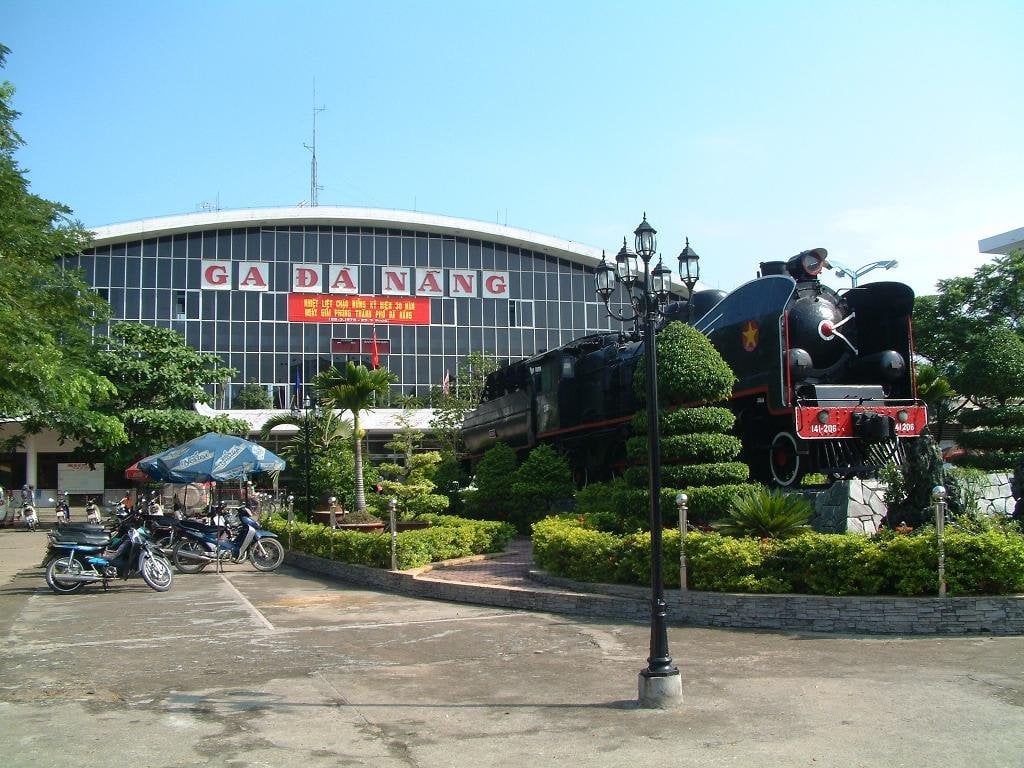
[288,294,431,325]
[57,462,104,493]
[331,338,393,354]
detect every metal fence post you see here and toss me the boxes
[389,497,398,571]
[287,494,294,551]
[932,485,947,597]
[676,493,688,592]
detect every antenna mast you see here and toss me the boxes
[304,83,325,206]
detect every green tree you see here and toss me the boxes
[429,350,500,457]
[375,405,449,520]
[913,249,1024,379]
[463,442,518,522]
[509,444,574,532]
[50,322,247,468]
[259,407,358,517]
[0,45,124,449]
[232,380,272,409]
[312,362,396,513]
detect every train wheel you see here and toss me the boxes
[769,431,803,487]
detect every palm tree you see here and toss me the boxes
[313,362,396,513]
[258,408,354,511]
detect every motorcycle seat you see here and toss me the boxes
[179,519,223,535]
[148,515,179,528]
[56,523,107,533]
[51,532,110,546]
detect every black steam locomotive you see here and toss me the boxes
[462,248,927,486]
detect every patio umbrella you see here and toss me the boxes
[138,433,285,483]
[125,458,159,482]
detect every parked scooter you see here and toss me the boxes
[85,497,102,524]
[45,512,173,594]
[172,505,284,573]
[21,502,38,531]
[53,494,71,525]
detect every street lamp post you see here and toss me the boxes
[595,213,687,708]
[829,259,898,287]
[291,395,313,518]
[679,238,700,323]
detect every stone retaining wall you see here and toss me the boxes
[286,550,1024,635]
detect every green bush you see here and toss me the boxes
[951,452,1024,472]
[462,442,518,522]
[712,486,812,540]
[635,462,749,488]
[632,406,735,435]
[634,321,735,406]
[958,405,1024,429]
[266,514,515,570]
[509,444,574,533]
[627,433,743,464]
[529,515,1024,596]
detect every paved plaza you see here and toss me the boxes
[1,527,1022,767]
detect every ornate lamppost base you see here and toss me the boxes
[638,669,683,709]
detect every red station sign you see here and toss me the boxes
[287,294,432,325]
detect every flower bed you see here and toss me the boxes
[267,514,515,570]
[531,516,1024,596]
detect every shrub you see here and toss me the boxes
[266,514,514,569]
[529,515,1024,596]
[463,442,518,522]
[958,405,1024,429]
[712,486,812,540]
[627,433,744,464]
[634,321,734,406]
[509,444,574,533]
[632,406,735,435]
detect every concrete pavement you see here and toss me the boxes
[1,528,1023,767]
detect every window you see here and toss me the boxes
[509,299,534,328]
[174,291,186,320]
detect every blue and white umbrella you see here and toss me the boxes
[139,433,286,483]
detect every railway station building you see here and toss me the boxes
[4,206,651,498]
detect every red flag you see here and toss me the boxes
[370,329,380,369]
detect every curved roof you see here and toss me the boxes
[89,206,606,270]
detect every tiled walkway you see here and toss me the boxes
[417,536,537,589]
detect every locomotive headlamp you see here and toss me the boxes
[652,259,671,301]
[817,410,831,424]
[799,248,828,277]
[634,214,657,259]
[897,409,910,423]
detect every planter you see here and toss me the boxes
[396,521,432,532]
[333,522,386,533]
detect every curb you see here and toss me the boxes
[286,550,1024,636]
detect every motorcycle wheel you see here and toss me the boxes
[45,556,84,594]
[172,540,209,574]
[153,535,174,555]
[140,553,173,592]
[248,538,284,571]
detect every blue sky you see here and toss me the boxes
[3,0,1021,296]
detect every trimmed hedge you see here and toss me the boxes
[624,462,750,489]
[632,406,736,435]
[634,321,735,405]
[958,405,1024,429]
[531,516,1024,596]
[958,427,1024,452]
[951,452,1024,472]
[626,433,744,463]
[267,514,516,570]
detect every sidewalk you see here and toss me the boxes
[0,528,47,584]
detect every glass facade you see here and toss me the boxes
[65,218,621,406]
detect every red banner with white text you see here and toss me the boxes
[287,294,432,325]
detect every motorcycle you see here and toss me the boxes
[85,497,102,524]
[53,496,71,525]
[172,505,284,574]
[45,514,173,594]
[22,502,38,531]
